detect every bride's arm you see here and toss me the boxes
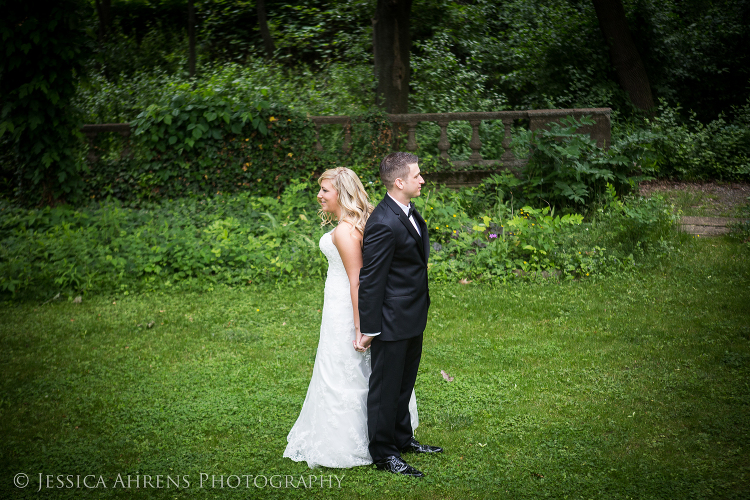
[331,221,366,351]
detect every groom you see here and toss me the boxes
[357,152,443,477]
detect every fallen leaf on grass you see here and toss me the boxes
[441,370,454,382]
[459,278,472,284]
[73,296,82,304]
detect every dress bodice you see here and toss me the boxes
[320,229,348,279]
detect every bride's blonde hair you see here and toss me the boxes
[317,167,373,234]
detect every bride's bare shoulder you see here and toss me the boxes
[332,219,363,246]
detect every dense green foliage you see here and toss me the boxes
[72,65,750,200]
[3,0,749,205]
[0,175,683,299]
[644,101,750,180]
[2,237,749,498]
[73,65,404,202]
[127,83,298,198]
[0,0,91,205]
[91,0,750,121]
[518,116,638,207]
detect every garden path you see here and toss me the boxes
[638,180,750,236]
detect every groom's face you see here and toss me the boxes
[400,162,424,200]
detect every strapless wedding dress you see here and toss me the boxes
[283,229,418,468]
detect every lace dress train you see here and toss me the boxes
[283,229,417,468]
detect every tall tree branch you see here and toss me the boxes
[94,0,111,43]
[373,0,413,114]
[188,0,196,77]
[592,0,654,111]
[256,0,275,58]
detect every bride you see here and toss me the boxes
[283,167,418,468]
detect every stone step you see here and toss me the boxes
[680,225,730,236]
[680,216,738,226]
[679,216,747,236]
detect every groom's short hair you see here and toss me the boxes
[380,152,418,189]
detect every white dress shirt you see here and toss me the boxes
[362,194,420,337]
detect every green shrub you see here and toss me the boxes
[422,196,591,282]
[0,179,328,298]
[79,93,396,203]
[76,61,375,125]
[0,176,683,299]
[518,115,642,210]
[612,101,750,182]
[71,64,400,204]
[651,103,750,180]
[588,183,682,261]
[126,82,316,198]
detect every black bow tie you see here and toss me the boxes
[406,204,414,219]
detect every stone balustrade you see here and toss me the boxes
[80,123,132,163]
[308,108,611,168]
[82,108,610,184]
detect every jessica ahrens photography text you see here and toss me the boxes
[14,472,344,491]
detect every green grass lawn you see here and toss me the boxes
[1,236,748,499]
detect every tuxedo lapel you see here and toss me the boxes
[383,196,426,262]
[413,208,430,261]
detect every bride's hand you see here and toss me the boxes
[358,333,373,350]
[353,339,367,352]
[354,329,368,352]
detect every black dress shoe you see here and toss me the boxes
[401,437,443,454]
[374,456,424,477]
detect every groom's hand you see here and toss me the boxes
[353,330,373,352]
[358,334,374,350]
[353,330,368,352]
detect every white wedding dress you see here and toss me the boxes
[284,228,418,468]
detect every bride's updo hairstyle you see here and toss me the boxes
[317,167,374,234]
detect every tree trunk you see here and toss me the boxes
[94,0,111,43]
[256,0,275,58]
[188,0,196,77]
[373,0,413,114]
[591,0,654,111]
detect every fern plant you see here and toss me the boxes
[518,115,643,209]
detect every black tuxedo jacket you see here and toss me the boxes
[358,195,430,341]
